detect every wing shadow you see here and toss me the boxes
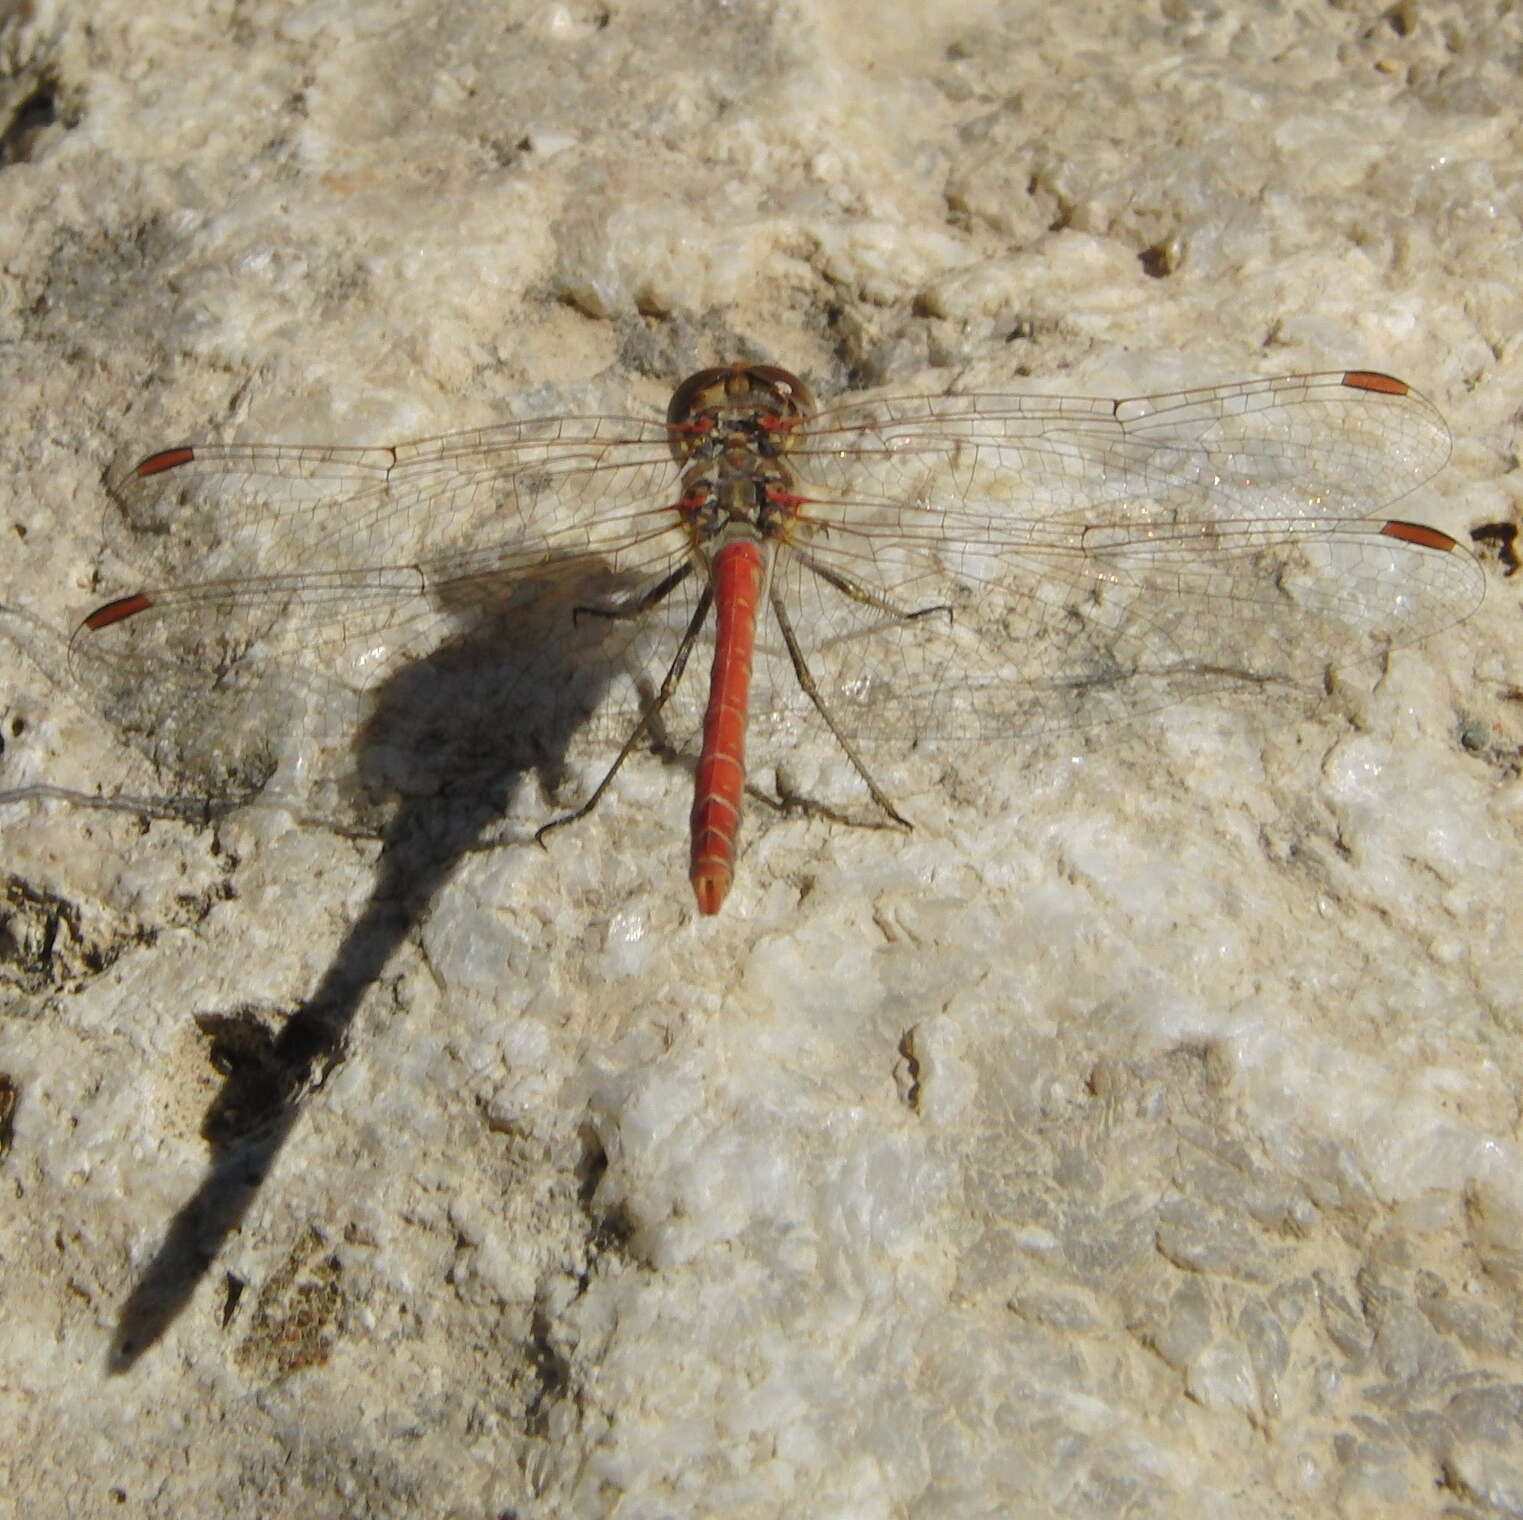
[105,558,641,1373]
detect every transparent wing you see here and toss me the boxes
[801,370,1451,524]
[98,410,688,639]
[748,514,1480,747]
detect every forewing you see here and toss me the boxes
[801,370,1451,523]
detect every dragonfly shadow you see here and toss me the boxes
[106,559,640,1374]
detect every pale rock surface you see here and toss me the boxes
[2,2,1522,1517]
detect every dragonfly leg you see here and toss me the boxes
[793,550,951,623]
[572,562,692,625]
[768,586,911,830]
[536,583,714,844]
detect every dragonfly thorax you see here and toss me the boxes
[677,457,799,559]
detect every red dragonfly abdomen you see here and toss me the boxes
[690,538,766,915]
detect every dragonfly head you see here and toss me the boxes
[665,364,816,465]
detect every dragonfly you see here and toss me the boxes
[49,363,1483,915]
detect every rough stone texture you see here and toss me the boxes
[2,2,1521,1517]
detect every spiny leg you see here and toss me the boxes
[536,583,714,844]
[768,585,911,830]
[573,562,692,624]
[792,548,951,624]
